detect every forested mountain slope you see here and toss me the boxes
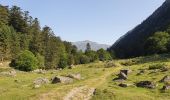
[109,0,170,58]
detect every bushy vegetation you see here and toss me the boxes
[36,53,45,69]
[148,63,167,70]
[145,31,170,54]
[120,60,137,66]
[97,48,112,61]
[10,50,38,71]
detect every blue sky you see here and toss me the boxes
[0,0,165,45]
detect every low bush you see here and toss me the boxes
[120,60,137,66]
[105,61,120,68]
[148,63,167,70]
[10,50,38,71]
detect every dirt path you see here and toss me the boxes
[32,67,121,100]
[63,86,95,100]
[62,67,121,100]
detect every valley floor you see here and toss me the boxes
[1,54,170,100]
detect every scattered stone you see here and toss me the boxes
[105,62,119,68]
[112,78,125,82]
[0,70,16,77]
[51,76,73,84]
[34,84,41,89]
[118,83,133,87]
[119,83,128,87]
[113,69,131,81]
[32,69,46,74]
[33,77,49,86]
[67,73,81,80]
[120,70,132,75]
[118,72,127,80]
[162,85,170,90]
[160,75,170,83]
[136,81,156,89]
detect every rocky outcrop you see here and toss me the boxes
[51,76,73,84]
[118,69,131,80]
[118,83,134,87]
[118,72,127,80]
[162,85,170,90]
[0,70,16,77]
[113,69,131,81]
[67,73,82,80]
[160,75,170,83]
[33,77,49,88]
[32,69,46,74]
[136,81,156,89]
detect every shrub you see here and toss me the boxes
[120,60,137,66]
[36,53,45,69]
[58,55,68,69]
[10,50,38,71]
[97,48,112,61]
[80,55,90,64]
[105,61,120,68]
[149,63,167,70]
[144,31,170,54]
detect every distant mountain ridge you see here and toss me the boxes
[72,40,110,51]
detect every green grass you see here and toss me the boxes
[1,54,170,100]
[91,55,170,100]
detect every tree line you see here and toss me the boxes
[0,5,112,71]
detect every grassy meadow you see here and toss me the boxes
[1,54,170,100]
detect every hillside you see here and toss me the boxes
[109,0,170,58]
[1,54,170,99]
[72,40,110,51]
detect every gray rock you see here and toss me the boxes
[33,77,49,85]
[67,73,81,80]
[113,69,131,81]
[52,76,73,84]
[119,72,127,80]
[118,83,134,87]
[32,69,46,74]
[160,75,170,83]
[162,85,170,90]
[33,84,41,89]
[120,70,131,75]
[136,81,156,89]
[105,62,119,68]
[0,70,16,77]
[119,83,128,87]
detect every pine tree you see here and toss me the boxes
[0,5,9,25]
[9,6,28,33]
[85,43,91,52]
[29,18,42,54]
